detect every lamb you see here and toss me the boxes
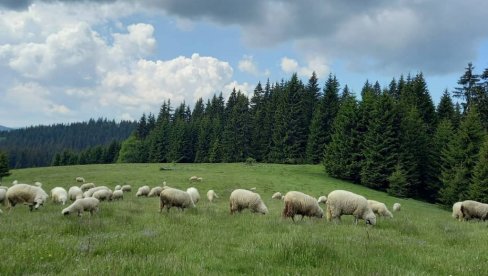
[229,189,268,215]
[207,190,218,203]
[114,185,121,191]
[367,199,393,218]
[326,190,376,226]
[68,186,83,201]
[6,184,49,211]
[62,197,99,216]
[159,188,196,212]
[92,189,113,201]
[317,196,327,205]
[136,185,150,197]
[282,191,323,221]
[452,202,463,221]
[393,203,401,212]
[112,190,123,200]
[148,186,163,197]
[50,187,68,205]
[271,192,283,200]
[460,200,488,221]
[75,177,85,183]
[80,183,95,192]
[83,186,110,198]
[121,185,132,192]
[186,187,200,204]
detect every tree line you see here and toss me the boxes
[120,63,488,205]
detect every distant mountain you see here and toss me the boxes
[0,125,11,131]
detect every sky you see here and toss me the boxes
[1,0,487,128]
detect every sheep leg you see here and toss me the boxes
[353,217,358,225]
[29,204,34,212]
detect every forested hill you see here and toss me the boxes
[0,125,11,131]
[0,119,136,168]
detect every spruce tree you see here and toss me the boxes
[454,62,480,112]
[429,119,455,202]
[437,90,455,123]
[469,137,488,202]
[387,164,409,198]
[0,151,11,180]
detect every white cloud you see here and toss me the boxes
[238,55,259,76]
[280,56,328,78]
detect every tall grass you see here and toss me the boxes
[0,163,487,275]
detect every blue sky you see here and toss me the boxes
[0,0,487,128]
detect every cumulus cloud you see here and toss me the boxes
[280,56,328,78]
[238,55,259,76]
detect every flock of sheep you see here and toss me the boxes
[1,175,487,225]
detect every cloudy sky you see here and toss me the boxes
[1,0,487,128]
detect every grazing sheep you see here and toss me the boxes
[460,200,488,221]
[80,183,95,192]
[112,190,124,200]
[317,196,327,205]
[159,188,196,212]
[148,186,163,197]
[92,189,113,201]
[282,191,323,221]
[186,187,200,204]
[0,186,9,191]
[6,184,49,211]
[367,200,393,218]
[83,186,110,198]
[189,176,201,182]
[136,185,150,197]
[121,185,132,192]
[114,185,121,191]
[197,177,203,182]
[12,180,18,185]
[326,190,376,226]
[229,189,268,215]
[75,177,85,183]
[393,203,401,212]
[249,187,257,192]
[50,187,68,205]
[0,188,6,205]
[62,198,99,216]
[272,192,283,200]
[452,202,463,221]
[207,190,218,202]
[34,182,42,187]
[68,186,83,201]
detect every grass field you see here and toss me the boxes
[0,163,487,275]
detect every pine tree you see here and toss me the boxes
[469,137,488,202]
[136,113,148,139]
[0,151,11,180]
[454,62,481,112]
[387,164,409,198]
[429,119,455,202]
[437,90,455,123]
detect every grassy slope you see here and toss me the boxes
[0,163,486,275]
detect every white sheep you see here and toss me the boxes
[207,190,218,203]
[80,183,95,192]
[62,197,99,216]
[229,189,268,215]
[460,200,488,221]
[6,184,49,211]
[75,177,85,183]
[367,200,393,218]
[189,176,199,182]
[452,202,463,221]
[159,188,196,212]
[317,196,327,205]
[83,186,110,198]
[271,192,283,200]
[0,186,9,191]
[0,188,6,205]
[186,187,200,204]
[68,186,83,201]
[148,186,163,197]
[282,191,323,221]
[326,190,376,226]
[50,187,68,205]
[112,190,124,200]
[197,177,203,182]
[114,185,121,191]
[34,181,42,187]
[12,180,18,185]
[393,203,401,212]
[121,185,132,192]
[249,187,257,192]
[93,189,113,201]
[136,185,150,197]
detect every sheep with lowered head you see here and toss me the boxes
[460,200,488,221]
[75,177,85,183]
[229,189,268,215]
[452,202,463,221]
[51,187,68,205]
[114,185,121,191]
[83,186,110,198]
[317,196,327,205]
[186,187,200,204]
[0,188,6,205]
[62,197,99,216]
[121,185,132,192]
[326,190,376,226]
[271,192,283,200]
[93,189,113,201]
[68,186,83,201]
[367,200,393,218]
[136,185,150,197]
[207,190,218,202]
[282,191,323,221]
[393,203,401,212]
[159,187,196,212]
[148,186,163,197]
[6,183,49,211]
[112,190,123,200]
[80,183,95,192]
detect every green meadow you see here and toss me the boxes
[0,163,486,275]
